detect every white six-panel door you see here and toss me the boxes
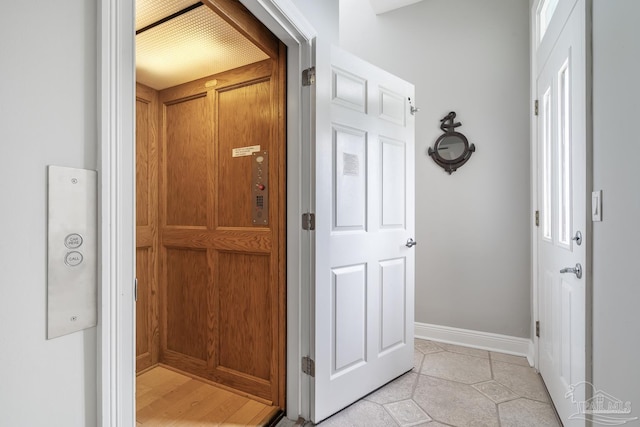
[312,46,415,423]
[535,0,587,424]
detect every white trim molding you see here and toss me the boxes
[527,339,536,367]
[98,0,136,426]
[415,322,534,366]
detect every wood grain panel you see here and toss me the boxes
[164,94,210,227]
[137,228,153,248]
[165,248,209,361]
[217,80,271,227]
[136,97,151,227]
[136,83,159,373]
[161,228,272,252]
[217,252,271,380]
[155,39,286,406]
[136,248,151,357]
[157,60,272,101]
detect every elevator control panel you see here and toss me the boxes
[252,151,269,225]
[47,166,97,339]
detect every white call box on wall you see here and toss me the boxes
[47,166,97,339]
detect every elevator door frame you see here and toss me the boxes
[98,0,317,424]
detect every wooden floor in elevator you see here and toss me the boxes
[136,366,281,426]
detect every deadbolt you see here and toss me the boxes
[572,231,582,246]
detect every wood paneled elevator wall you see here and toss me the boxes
[135,0,286,407]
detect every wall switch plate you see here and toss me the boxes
[47,166,98,339]
[592,190,603,222]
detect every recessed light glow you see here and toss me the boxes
[136,2,269,90]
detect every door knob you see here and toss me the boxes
[560,263,582,279]
[406,238,417,248]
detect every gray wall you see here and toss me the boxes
[293,0,339,43]
[340,0,532,337]
[0,0,97,426]
[592,0,640,417]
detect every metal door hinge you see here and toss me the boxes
[302,67,316,86]
[302,213,315,230]
[302,356,315,377]
[536,320,540,338]
[134,277,138,302]
[535,210,540,227]
[534,100,539,116]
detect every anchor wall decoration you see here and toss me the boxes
[427,111,475,174]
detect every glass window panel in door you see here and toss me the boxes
[557,60,571,246]
[542,87,552,240]
[539,0,560,42]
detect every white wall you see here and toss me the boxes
[592,0,640,417]
[292,0,339,43]
[340,0,532,337]
[0,1,97,426]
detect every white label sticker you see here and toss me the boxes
[232,145,261,157]
[343,153,360,176]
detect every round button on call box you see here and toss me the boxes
[65,251,84,267]
[64,233,83,249]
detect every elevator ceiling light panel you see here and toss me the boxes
[136,0,269,90]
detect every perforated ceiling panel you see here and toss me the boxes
[136,1,270,90]
[136,0,198,31]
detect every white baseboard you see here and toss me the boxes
[527,339,536,368]
[415,322,534,363]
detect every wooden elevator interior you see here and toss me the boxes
[135,0,287,409]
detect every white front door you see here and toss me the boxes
[535,0,588,424]
[311,46,416,423]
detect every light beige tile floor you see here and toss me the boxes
[277,339,561,427]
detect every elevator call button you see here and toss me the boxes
[64,251,84,267]
[64,233,83,249]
